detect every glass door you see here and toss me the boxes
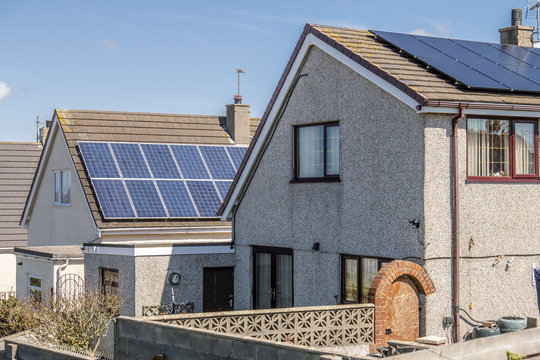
[253,246,293,309]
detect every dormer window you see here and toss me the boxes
[53,170,71,205]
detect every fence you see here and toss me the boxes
[0,291,15,300]
[148,303,374,347]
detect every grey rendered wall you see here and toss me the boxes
[84,253,135,316]
[84,252,235,317]
[423,115,540,338]
[233,46,426,310]
[27,128,96,247]
[134,253,235,315]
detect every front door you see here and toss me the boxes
[253,246,293,309]
[203,267,234,312]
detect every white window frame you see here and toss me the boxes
[28,275,43,303]
[52,169,71,205]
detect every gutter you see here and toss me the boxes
[452,104,466,343]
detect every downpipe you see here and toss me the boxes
[452,105,465,343]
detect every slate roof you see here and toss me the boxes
[0,142,42,248]
[56,109,259,229]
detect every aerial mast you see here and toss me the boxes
[234,68,245,104]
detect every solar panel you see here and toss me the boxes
[141,144,180,179]
[92,179,135,218]
[199,146,236,179]
[111,143,151,179]
[78,142,120,178]
[156,180,198,217]
[125,180,167,218]
[170,145,210,179]
[371,30,540,93]
[78,141,247,220]
[225,147,248,170]
[214,180,233,201]
[185,181,222,217]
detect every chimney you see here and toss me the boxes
[499,9,534,46]
[39,120,51,145]
[225,101,251,144]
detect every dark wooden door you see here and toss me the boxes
[203,267,234,312]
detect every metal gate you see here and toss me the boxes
[56,273,84,298]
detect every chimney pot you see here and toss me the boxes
[512,9,522,26]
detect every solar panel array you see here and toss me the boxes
[371,30,540,93]
[78,141,247,219]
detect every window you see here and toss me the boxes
[294,122,339,180]
[101,268,119,296]
[341,255,392,303]
[253,246,293,309]
[28,276,42,303]
[53,170,71,204]
[467,118,538,180]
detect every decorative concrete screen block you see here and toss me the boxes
[153,304,374,347]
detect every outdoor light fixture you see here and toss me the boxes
[408,219,420,228]
[312,242,320,251]
[17,262,22,266]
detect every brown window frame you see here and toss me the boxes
[341,254,393,304]
[293,121,340,182]
[252,245,294,309]
[100,267,119,296]
[466,116,539,182]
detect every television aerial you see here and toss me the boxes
[525,0,540,45]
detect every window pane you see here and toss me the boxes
[361,258,379,303]
[326,126,339,175]
[255,253,272,309]
[30,289,42,303]
[276,254,293,308]
[298,125,324,178]
[514,122,536,175]
[61,171,71,204]
[54,172,61,203]
[29,277,41,287]
[467,119,509,177]
[102,268,119,296]
[344,258,358,302]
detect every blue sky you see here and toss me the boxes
[0,0,535,141]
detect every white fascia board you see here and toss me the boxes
[419,106,540,118]
[84,244,234,257]
[221,33,421,220]
[20,114,60,228]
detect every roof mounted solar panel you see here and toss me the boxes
[371,29,540,93]
[78,141,247,220]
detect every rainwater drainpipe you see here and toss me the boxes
[452,105,466,343]
[56,258,69,293]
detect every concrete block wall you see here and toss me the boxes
[115,317,365,360]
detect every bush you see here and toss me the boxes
[0,296,35,337]
[31,290,120,357]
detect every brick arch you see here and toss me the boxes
[367,260,435,349]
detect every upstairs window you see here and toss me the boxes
[467,118,538,180]
[53,170,71,205]
[294,122,339,180]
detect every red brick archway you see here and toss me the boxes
[367,260,435,350]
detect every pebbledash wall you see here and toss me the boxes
[85,252,235,316]
[232,45,540,338]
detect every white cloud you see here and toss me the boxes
[0,81,11,100]
[103,39,119,51]
[410,29,432,36]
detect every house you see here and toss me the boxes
[219,15,540,346]
[19,102,259,315]
[0,142,42,299]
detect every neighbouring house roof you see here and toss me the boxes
[0,142,41,248]
[55,109,259,229]
[218,23,540,219]
[14,245,83,259]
